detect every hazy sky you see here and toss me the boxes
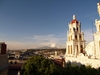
[0,0,99,49]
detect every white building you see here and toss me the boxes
[65,2,100,68]
[66,15,85,57]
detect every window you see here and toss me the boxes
[77,27,78,31]
[73,27,75,32]
[71,45,72,54]
[79,35,82,40]
[68,36,70,41]
[80,45,83,53]
[75,35,77,40]
[77,45,78,54]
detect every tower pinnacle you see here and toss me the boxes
[97,2,100,16]
[73,15,76,20]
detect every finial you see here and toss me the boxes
[97,2,100,16]
[73,15,76,20]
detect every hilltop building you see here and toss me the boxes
[65,2,100,68]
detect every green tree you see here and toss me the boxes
[21,55,58,75]
[21,55,100,75]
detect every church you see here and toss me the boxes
[65,2,100,68]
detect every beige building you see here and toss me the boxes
[66,15,85,57]
[65,2,100,68]
[0,42,9,75]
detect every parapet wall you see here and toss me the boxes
[0,54,8,75]
[0,54,8,67]
[65,56,100,68]
[0,67,8,75]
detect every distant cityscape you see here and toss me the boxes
[0,43,66,75]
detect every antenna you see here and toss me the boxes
[90,17,94,41]
[90,17,96,59]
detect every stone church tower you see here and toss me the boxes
[66,15,86,57]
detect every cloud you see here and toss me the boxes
[6,41,36,50]
[29,34,66,48]
[4,28,96,50]
[50,43,56,47]
[4,28,95,50]
[5,34,66,50]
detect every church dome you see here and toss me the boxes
[71,15,79,24]
[71,19,79,23]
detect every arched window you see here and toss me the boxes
[77,45,78,55]
[80,45,83,53]
[75,35,77,40]
[68,36,70,41]
[71,45,72,54]
[73,27,75,32]
[79,35,82,40]
[68,46,70,54]
[77,27,78,31]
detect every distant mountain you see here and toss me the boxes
[37,46,58,49]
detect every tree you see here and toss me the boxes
[21,55,100,75]
[21,55,58,75]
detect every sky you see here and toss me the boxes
[0,0,99,50]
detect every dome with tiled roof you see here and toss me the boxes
[71,15,79,24]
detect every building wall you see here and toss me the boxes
[0,54,8,75]
[0,54,8,66]
[0,67,8,75]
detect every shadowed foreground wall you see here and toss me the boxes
[0,54,9,75]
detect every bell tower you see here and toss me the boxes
[66,15,86,57]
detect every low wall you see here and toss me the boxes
[0,54,8,67]
[0,54,9,75]
[65,56,100,68]
[0,67,8,75]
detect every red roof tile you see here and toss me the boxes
[71,19,79,24]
